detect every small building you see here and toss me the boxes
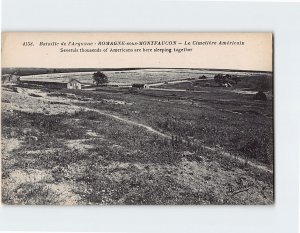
[21,80,68,89]
[20,78,87,89]
[67,79,82,89]
[222,83,232,88]
[132,83,149,89]
[199,75,207,79]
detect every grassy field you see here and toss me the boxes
[1,69,274,205]
[19,68,272,85]
[69,87,273,166]
[19,69,211,85]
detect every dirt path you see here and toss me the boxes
[19,88,273,175]
[203,146,273,174]
[82,106,273,174]
[83,107,169,138]
[140,77,214,87]
[148,87,208,93]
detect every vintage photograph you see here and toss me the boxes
[1,33,274,205]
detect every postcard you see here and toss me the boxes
[1,32,273,205]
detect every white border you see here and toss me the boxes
[1,1,300,233]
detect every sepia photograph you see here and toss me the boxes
[1,32,274,205]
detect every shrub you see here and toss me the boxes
[93,71,108,86]
[3,183,58,205]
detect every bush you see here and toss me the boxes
[254,91,267,101]
[93,71,108,86]
[3,183,58,205]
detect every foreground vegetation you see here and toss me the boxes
[1,71,274,205]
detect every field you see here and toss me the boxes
[1,68,274,205]
[19,68,272,86]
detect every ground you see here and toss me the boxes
[1,69,274,205]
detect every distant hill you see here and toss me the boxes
[1,68,143,76]
[2,67,272,76]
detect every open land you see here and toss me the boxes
[1,68,273,205]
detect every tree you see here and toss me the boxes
[253,91,267,101]
[93,71,108,86]
[214,74,227,86]
[214,74,241,86]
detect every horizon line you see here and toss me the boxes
[2,67,273,73]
